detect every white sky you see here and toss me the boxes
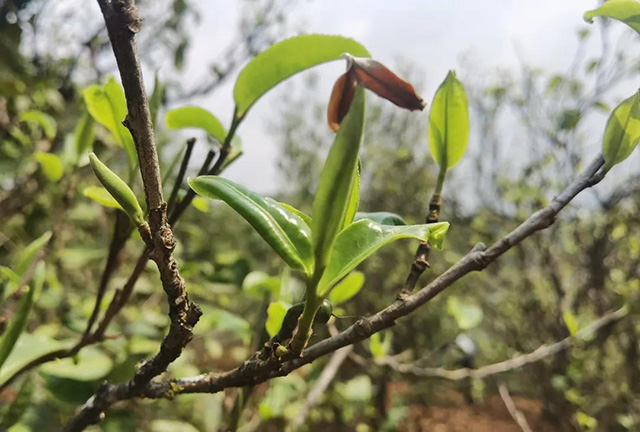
[172,0,610,193]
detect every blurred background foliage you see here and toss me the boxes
[1,0,640,431]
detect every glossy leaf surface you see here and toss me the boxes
[189,176,314,274]
[318,220,449,295]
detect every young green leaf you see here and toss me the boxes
[562,309,579,337]
[369,331,392,359]
[88,153,145,226]
[602,91,640,171]
[279,202,312,227]
[83,77,137,168]
[354,211,406,226]
[34,152,64,182]
[318,220,450,295]
[0,263,44,372]
[18,110,57,140]
[428,70,469,169]
[584,0,640,34]
[74,113,95,160]
[165,106,227,144]
[234,34,370,118]
[189,176,314,274]
[82,186,122,209]
[447,295,483,330]
[14,231,51,276]
[266,301,291,338]
[312,86,366,268]
[328,271,365,305]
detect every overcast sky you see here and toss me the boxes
[174,0,614,193]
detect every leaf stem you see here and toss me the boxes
[289,267,324,355]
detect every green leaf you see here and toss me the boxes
[242,271,281,299]
[312,86,366,268]
[428,70,469,169]
[336,375,372,402]
[318,220,449,295]
[192,196,209,213]
[563,310,579,336]
[584,0,640,34]
[369,331,392,359]
[343,160,361,228]
[34,152,64,182]
[15,231,51,276]
[447,295,483,330]
[0,334,70,387]
[602,91,640,171]
[89,153,145,226]
[0,263,44,372]
[74,113,95,160]
[234,34,370,118]
[266,301,290,338]
[83,77,137,168]
[40,346,113,381]
[354,211,406,226]
[82,186,122,209]
[328,271,364,305]
[189,176,314,274]
[279,202,312,227]
[165,106,226,144]
[0,373,33,428]
[18,110,56,140]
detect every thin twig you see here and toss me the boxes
[378,305,628,381]
[498,382,534,432]
[166,137,196,213]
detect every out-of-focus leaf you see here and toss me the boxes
[151,420,199,432]
[369,331,392,359]
[336,375,372,402]
[34,152,64,182]
[83,77,137,168]
[165,106,226,144]
[41,346,113,381]
[191,196,209,213]
[318,220,449,295]
[242,271,280,298]
[189,177,314,274]
[428,70,469,169]
[354,211,406,226]
[234,34,370,118]
[74,113,95,160]
[266,301,290,338]
[149,72,164,126]
[447,296,483,330]
[328,271,364,305]
[563,310,579,336]
[312,86,366,268]
[0,334,69,387]
[601,91,640,171]
[82,186,122,209]
[15,231,51,276]
[584,0,640,34]
[0,374,34,429]
[18,110,56,139]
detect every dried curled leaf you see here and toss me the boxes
[328,54,425,131]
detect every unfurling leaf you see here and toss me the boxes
[189,177,314,275]
[317,220,450,295]
[313,86,366,268]
[328,55,425,131]
[584,0,640,35]
[602,91,640,171]
[234,34,370,119]
[166,106,227,144]
[88,153,145,226]
[428,70,469,169]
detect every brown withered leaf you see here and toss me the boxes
[327,68,358,132]
[327,54,425,131]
